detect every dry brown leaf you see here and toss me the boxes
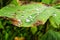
[14,37,25,40]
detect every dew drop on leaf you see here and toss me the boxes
[53,14,57,17]
[29,16,32,18]
[21,15,24,18]
[26,19,30,23]
[36,8,39,11]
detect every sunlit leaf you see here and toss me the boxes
[0,3,55,27]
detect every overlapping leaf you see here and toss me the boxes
[41,30,60,40]
[42,0,57,4]
[49,9,60,28]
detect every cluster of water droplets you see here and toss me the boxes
[17,6,48,24]
[21,6,48,23]
[25,8,41,23]
[26,18,31,22]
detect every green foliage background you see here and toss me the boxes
[0,0,60,40]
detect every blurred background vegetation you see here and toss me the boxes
[0,0,60,8]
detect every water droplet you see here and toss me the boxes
[26,19,30,22]
[29,16,32,18]
[21,15,24,18]
[36,9,39,11]
[53,14,57,17]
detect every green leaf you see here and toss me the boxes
[49,9,60,28]
[0,20,3,29]
[11,0,19,6]
[42,0,57,4]
[41,30,60,40]
[42,0,52,4]
[54,3,60,9]
[5,32,9,40]
[51,0,57,4]
[0,3,55,27]
[31,27,37,34]
[37,7,55,24]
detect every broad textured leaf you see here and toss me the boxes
[0,2,55,27]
